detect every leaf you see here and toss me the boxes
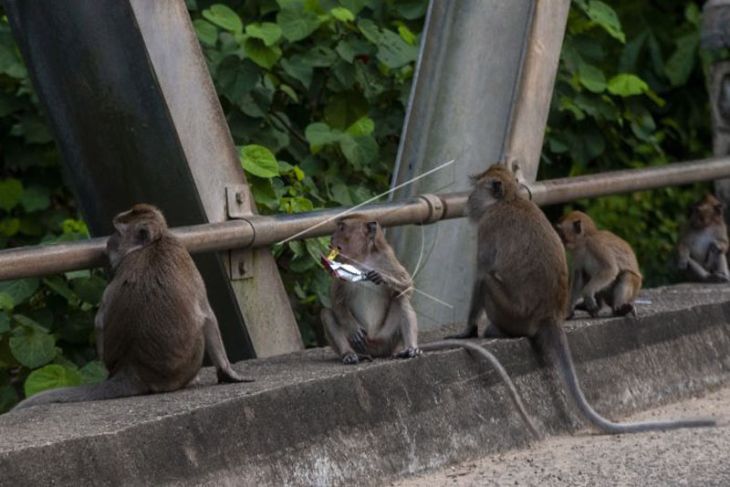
[244,38,282,69]
[0,311,9,333]
[281,56,313,88]
[245,22,282,46]
[24,364,82,398]
[393,0,428,20]
[217,57,259,102]
[607,74,648,97]
[0,294,12,312]
[71,275,107,305]
[305,123,342,147]
[346,116,375,137]
[577,60,606,93]
[0,178,23,211]
[339,135,378,168]
[240,145,280,178]
[330,7,355,22]
[20,185,50,212]
[280,84,299,102]
[398,25,417,46]
[324,91,368,130]
[10,325,57,369]
[665,34,698,87]
[193,19,218,46]
[202,4,242,33]
[277,8,322,42]
[358,19,419,69]
[331,182,353,205]
[80,361,108,385]
[0,278,39,307]
[0,218,20,237]
[42,276,77,304]
[579,0,625,43]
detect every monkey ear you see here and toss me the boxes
[366,221,378,239]
[491,180,503,199]
[572,219,582,234]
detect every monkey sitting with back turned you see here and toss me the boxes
[555,211,642,319]
[677,193,729,283]
[14,204,250,410]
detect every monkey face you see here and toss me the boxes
[330,216,379,263]
[555,211,594,249]
[689,194,724,229]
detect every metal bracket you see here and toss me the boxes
[416,193,445,224]
[226,184,251,218]
[226,184,254,280]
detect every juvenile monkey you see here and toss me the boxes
[448,165,714,434]
[677,193,729,282]
[14,204,250,410]
[555,211,642,318]
[322,215,541,439]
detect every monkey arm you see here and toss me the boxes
[677,242,691,270]
[568,269,584,312]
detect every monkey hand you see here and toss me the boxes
[349,327,370,354]
[393,347,422,359]
[365,270,385,285]
[583,295,601,318]
[342,352,373,365]
[216,367,255,384]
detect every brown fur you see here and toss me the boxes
[677,194,729,282]
[448,165,714,434]
[555,211,642,318]
[321,214,419,364]
[13,204,250,410]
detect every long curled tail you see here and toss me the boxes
[421,339,542,440]
[12,372,146,411]
[538,324,716,434]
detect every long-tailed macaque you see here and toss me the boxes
[555,211,642,318]
[13,204,250,410]
[677,193,730,282]
[448,165,714,434]
[322,215,541,439]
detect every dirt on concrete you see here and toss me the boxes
[392,386,730,486]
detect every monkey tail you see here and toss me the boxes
[539,324,716,434]
[421,339,542,440]
[12,372,147,411]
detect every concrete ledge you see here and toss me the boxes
[1,284,729,486]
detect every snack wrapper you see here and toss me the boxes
[322,248,368,282]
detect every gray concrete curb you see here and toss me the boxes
[1,284,729,486]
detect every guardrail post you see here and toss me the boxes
[388,0,570,328]
[4,0,303,359]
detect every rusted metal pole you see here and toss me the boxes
[1,156,730,282]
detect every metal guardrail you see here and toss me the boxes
[1,155,729,282]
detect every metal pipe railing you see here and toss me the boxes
[1,155,729,281]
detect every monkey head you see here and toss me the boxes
[466,165,519,221]
[688,194,725,229]
[107,204,167,269]
[555,211,597,250]
[329,215,385,263]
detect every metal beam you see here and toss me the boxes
[4,0,302,359]
[2,155,729,282]
[387,0,570,328]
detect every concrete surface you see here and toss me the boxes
[392,386,730,486]
[0,284,729,486]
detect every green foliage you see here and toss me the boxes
[542,1,712,286]
[0,13,106,412]
[0,0,718,409]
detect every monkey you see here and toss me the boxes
[677,193,729,283]
[555,211,643,318]
[13,204,251,411]
[447,164,714,434]
[322,214,542,439]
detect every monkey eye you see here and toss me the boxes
[490,179,503,197]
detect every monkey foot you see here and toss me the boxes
[342,352,372,365]
[217,368,255,384]
[612,303,636,318]
[393,347,422,359]
[707,273,730,283]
